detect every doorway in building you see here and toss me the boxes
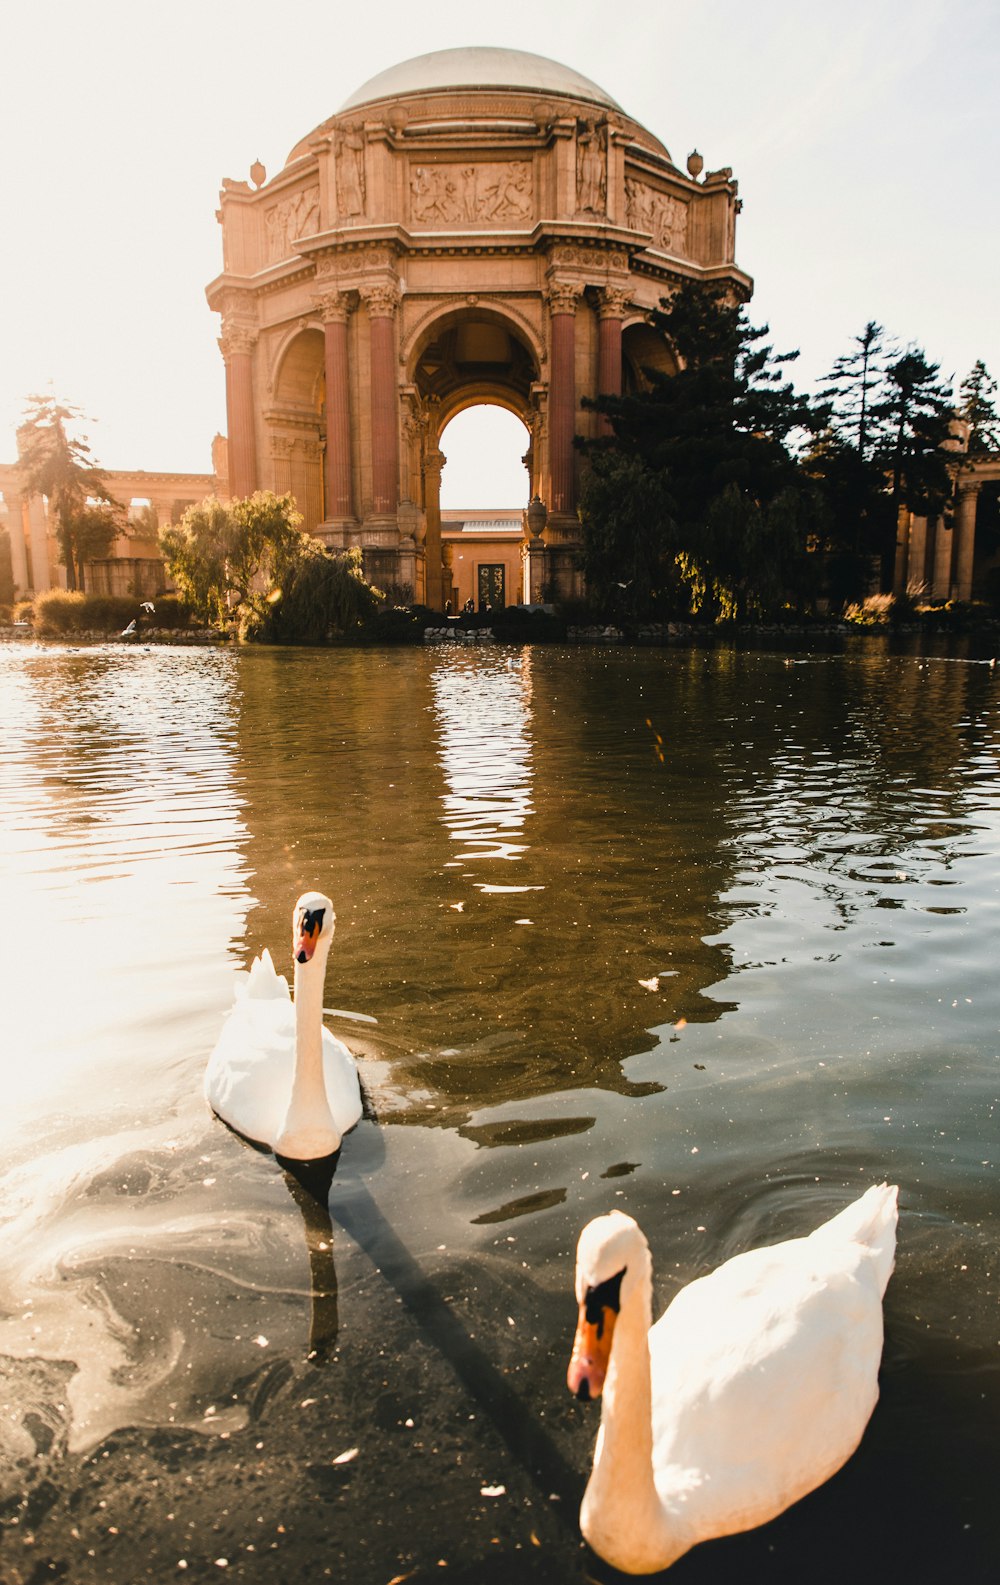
[477,563,505,610]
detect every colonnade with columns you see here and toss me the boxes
[217,267,635,606]
[895,468,998,602]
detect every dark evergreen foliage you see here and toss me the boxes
[579,281,825,620]
[957,360,1000,456]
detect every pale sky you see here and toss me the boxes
[1,0,997,508]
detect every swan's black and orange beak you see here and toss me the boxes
[294,906,326,964]
[567,1268,625,1402]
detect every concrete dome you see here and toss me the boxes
[339,46,622,113]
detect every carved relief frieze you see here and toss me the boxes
[576,121,607,216]
[335,124,366,218]
[625,178,688,255]
[547,245,629,272]
[408,161,533,225]
[219,286,257,322]
[265,185,320,262]
[357,245,399,273]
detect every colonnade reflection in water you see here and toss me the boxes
[432,651,535,869]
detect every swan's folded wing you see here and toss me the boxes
[649,1241,885,1539]
[234,948,291,1003]
[320,1029,364,1135]
[204,998,296,1149]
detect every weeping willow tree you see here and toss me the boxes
[246,542,384,644]
[159,492,382,640]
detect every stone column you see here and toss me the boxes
[26,494,51,592]
[7,494,29,594]
[596,287,629,437]
[906,515,929,591]
[422,444,446,612]
[362,283,401,519]
[953,481,981,602]
[546,282,582,516]
[316,289,355,525]
[931,512,953,598]
[220,321,258,500]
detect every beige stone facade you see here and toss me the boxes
[440,509,524,610]
[0,456,222,599]
[206,46,750,605]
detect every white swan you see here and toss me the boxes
[567,1184,898,1574]
[204,891,363,1161]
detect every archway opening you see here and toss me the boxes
[439,405,529,510]
[438,404,530,612]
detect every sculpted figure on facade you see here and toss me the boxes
[481,163,532,222]
[409,162,533,225]
[336,124,366,218]
[410,165,458,224]
[576,121,607,215]
[265,186,320,262]
[625,178,688,255]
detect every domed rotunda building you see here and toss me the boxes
[207,46,750,605]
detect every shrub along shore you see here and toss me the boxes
[4,587,1000,651]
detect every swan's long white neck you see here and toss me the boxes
[273,944,339,1159]
[581,1257,689,1574]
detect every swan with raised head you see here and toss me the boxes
[205,891,363,1161]
[567,1184,898,1573]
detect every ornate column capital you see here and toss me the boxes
[314,287,355,324]
[545,281,583,316]
[219,321,258,360]
[361,281,401,318]
[596,286,631,320]
[423,446,446,480]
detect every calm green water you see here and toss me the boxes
[1,639,998,1583]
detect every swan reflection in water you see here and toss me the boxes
[279,1151,343,1362]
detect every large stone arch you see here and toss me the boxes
[208,46,750,605]
[264,327,326,530]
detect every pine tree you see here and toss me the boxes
[579,281,823,621]
[880,349,953,582]
[957,360,1000,456]
[817,321,896,462]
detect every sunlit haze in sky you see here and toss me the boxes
[1,0,997,507]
